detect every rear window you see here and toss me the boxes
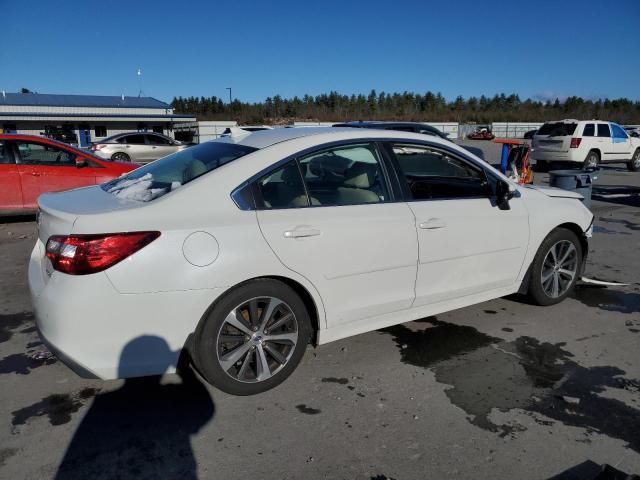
[537,122,578,136]
[102,142,257,202]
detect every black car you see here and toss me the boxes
[333,121,449,140]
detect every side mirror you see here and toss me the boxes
[75,156,88,168]
[496,180,513,210]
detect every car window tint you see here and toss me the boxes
[15,142,75,166]
[583,124,595,136]
[597,124,611,137]
[538,122,577,136]
[0,141,13,164]
[257,161,308,209]
[297,143,388,206]
[146,134,171,145]
[124,134,146,144]
[389,143,490,200]
[611,124,628,139]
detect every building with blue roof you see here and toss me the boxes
[0,91,196,146]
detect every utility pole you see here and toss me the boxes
[226,87,232,104]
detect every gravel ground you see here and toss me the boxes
[1,143,639,479]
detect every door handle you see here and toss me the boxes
[31,172,41,177]
[419,218,446,230]
[283,228,321,238]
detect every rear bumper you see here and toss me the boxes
[531,149,582,163]
[28,242,225,380]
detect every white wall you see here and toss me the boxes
[491,122,543,138]
[173,121,237,143]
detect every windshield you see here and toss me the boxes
[537,122,578,137]
[102,141,258,202]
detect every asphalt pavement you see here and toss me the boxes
[1,142,639,479]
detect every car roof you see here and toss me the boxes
[214,126,458,151]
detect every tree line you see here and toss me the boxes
[171,90,640,125]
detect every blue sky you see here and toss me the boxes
[2,0,639,103]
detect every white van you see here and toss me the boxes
[532,120,640,171]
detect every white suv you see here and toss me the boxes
[532,119,640,171]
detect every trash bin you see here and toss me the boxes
[548,169,597,209]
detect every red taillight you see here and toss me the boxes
[45,232,160,275]
[91,144,106,151]
[570,138,582,148]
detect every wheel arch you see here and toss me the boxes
[586,148,601,159]
[518,222,588,294]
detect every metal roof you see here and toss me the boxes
[0,92,171,109]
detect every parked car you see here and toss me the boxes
[467,127,495,140]
[532,120,640,171]
[221,126,274,136]
[333,121,449,140]
[624,126,640,138]
[30,127,593,395]
[90,132,190,164]
[0,134,137,215]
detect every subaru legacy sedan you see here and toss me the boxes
[29,128,593,395]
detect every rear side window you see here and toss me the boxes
[582,124,595,136]
[597,124,611,137]
[537,122,578,136]
[389,143,490,200]
[102,141,257,202]
[123,134,145,144]
[257,161,308,209]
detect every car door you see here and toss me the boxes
[121,134,149,162]
[14,141,97,208]
[255,142,418,328]
[595,123,614,161]
[610,123,632,159]
[0,140,24,211]
[145,134,178,161]
[384,142,529,307]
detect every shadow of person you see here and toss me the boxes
[55,336,214,480]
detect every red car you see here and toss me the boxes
[0,134,138,214]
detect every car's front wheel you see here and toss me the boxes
[628,149,640,172]
[527,228,582,306]
[194,279,311,395]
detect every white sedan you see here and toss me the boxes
[29,127,594,395]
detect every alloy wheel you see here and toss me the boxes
[586,153,598,168]
[216,297,298,383]
[541,240,578,298]
[633,151,640,168]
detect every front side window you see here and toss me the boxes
[146,134,171,145]
[0,141,13,164]
[102,141,257,202]
[611,124,628,139]
[597,124,611,137]
[298,143,388,206]
[389,143,490,200]
[15,142,75,166]
[583,124,595,136]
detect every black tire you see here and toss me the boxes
[527,228,583,306]
[583,150,600,170]
[194,279,311,395]
[628,149,640,172]
[535,160,550,173]
[111,152,131,162]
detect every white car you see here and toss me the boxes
[532,119,640,171]
[29,128,594,395]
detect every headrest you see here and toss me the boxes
[344,163,377,188]
[281,164,301,185]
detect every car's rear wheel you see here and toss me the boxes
[111,152,130,162]
[527,228,582,306]
[194,279,311,395]
[583,150,600,169]
[628,149,640,172]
